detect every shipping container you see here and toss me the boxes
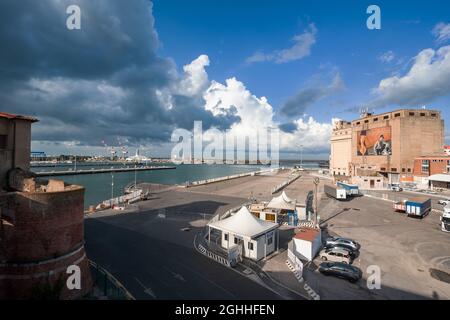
[337,182,359,196]
[324,184,347,200]
[393,201,406,212]
[405,197,431,218]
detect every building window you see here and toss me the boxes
[383,115,389,120]
[234,237,239,244]
[402,168,406,173]
[380,167,386,171]
[420,113,426,116]
[373,118,378,122]
[0,135,7,149]
[409,112,415,116]
[248,242,254,251]
[224,233,228,241]
[431,113,437,117]
[408,168,411,173]
[394,113,401,117]
[391,168,397,172]
[364,120,369,123]
[356,121,360,125]
[267,233,273,246]
[447,160,450,173]
[422,160,430,173]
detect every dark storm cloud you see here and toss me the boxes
[0,0,238,146]
[280,72,344,118]
[278,122,297,133]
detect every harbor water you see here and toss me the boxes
[32,163,263,208]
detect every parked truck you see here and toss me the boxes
[393,200,407,213]
[324,184,347,200]
[337,182,359,196]
[441,205,450,232]
[405,197,431,218]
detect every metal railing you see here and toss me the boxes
[89,260,134,300]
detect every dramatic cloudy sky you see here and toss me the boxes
[1,0,450,159]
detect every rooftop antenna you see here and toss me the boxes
[359,106,369,118]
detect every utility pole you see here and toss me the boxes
[74,155,77,172]
[313,177,320,226]
[111,172,114,200]
[134,164,137,190]
[300,144,303,167]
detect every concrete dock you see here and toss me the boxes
[84,169,450,300]
[36,165,176,177]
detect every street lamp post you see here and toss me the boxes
[111,172,114,200]
[313,177,320,225]
[300,144,303,167]
[134,164,137,190]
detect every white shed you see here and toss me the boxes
[292,228,322,261]
[207,206,279,261]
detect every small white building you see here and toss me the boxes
[292,228,322,262]
[207,206,279,261]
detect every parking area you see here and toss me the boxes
[304,193,450,300]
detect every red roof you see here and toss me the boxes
[294,227,320,242]
[0,112,38,122]
[445,146,450,149]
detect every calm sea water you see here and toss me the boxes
[32,163,263,208]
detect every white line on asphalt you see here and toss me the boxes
[134,277,157,299]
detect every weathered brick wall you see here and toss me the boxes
[0,186,92,299]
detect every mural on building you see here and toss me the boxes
[357,126,392,156]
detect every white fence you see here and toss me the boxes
[97,189,144,209]
[272,173,302,194]
[287,246,304,277]
[186,168,277,187]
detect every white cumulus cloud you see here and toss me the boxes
[373,45,450,107]
[178,54,210,96]
[432,22,450,44]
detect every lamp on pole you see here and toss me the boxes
[300,144,304,167]
[313,177,320,226]
[134,164,137,190]
[111,172,114,200]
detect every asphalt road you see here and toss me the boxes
[306,193,450,300]
[85,216,282,300]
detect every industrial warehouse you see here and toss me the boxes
[330,109,448,190]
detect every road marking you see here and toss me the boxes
[134,277,157,299]
[170,271,186,282]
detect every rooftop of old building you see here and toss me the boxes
[0,112,38,122]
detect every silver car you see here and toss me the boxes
[319,247,352,264]
[325,237,360,251]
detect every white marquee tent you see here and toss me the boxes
[267,191,296,211]
[207,206,279,260]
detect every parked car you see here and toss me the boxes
[325,237,360,251]
[388,184,403,192]
[324,243,359,258]
[319,247,352,264]
[318,262,362,283]
[438,199,450,206]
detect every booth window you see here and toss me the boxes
[0,135,7,149]
[248,242,254,251]
[224,234,228,241]
[267,235,273,246]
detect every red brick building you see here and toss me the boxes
[0,113,92,299]
[413,155,450,177]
